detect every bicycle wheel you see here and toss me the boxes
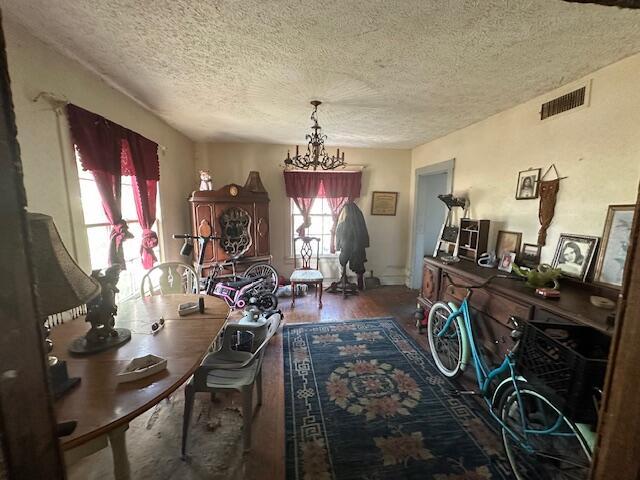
[244,263,279,294]
[499,382,592,480]
[427,301,464,378]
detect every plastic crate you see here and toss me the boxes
[515,320,610,423]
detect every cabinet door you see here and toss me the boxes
[254,202,270,257]
[421,261,440,304]
[214,202,256,259]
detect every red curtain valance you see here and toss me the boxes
[283,170,361,199]
[67,104,159,181]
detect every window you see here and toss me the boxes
[291,198,336,256]
[76,157,161,300]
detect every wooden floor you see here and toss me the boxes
[243,285,422,480]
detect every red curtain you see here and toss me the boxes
[284,170,362,246]
[67,104,159,269]
[122,130,160,269]
[284,171,323,237]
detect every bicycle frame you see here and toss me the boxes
[212,277,265,309]
[437,296,574,449]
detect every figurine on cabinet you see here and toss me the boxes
[199,170,213,191]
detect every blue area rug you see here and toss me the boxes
[284,318,513,479]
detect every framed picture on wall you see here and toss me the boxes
[371,191,398,216]
[495,230,522,260]
[515,168,541,200]
[551,233,599,281]
[593,204,635,288]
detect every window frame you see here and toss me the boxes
[75,158,162,301]
[288,198,338,260]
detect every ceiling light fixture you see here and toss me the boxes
[284,100,346,170]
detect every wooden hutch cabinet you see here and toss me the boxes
[188,172,271,276]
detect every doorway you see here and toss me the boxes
[410,160,454,289]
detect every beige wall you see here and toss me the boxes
[196,143,412,284]
[4,20,195,270]
[410,53,640,279]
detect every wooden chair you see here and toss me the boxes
[139,262,199,297]
[181,311,282,456]
[291,236,323,309]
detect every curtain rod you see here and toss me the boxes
[283,165,365,172]
[32,91,167,153]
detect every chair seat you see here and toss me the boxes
[290,269,323,283]
[204,361,261,389]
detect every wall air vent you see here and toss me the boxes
[540,85,587,120]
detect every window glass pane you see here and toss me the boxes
[321,235,332,254]
[79,179,108,225]
[121,183,138,221]
[291,201,301,216]
[309,200,323,215]
[86,226,111,270]
[307,217,323,235]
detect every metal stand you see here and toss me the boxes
[433,194,469,258]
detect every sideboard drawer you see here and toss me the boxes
[442,273,532,327]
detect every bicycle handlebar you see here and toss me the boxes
[173,233,221,240]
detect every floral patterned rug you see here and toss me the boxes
[284,318,514,480]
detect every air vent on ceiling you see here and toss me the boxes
[540,86,587,120]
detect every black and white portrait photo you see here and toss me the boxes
[552,234,599,281]
[515,168,541,200]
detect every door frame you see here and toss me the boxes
[409,159,455,289]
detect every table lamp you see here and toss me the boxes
[28,213,101,398]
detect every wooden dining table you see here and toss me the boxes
[50,294,229,479]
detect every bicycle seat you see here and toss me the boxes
[221,277,257,289]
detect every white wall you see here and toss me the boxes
[410,53,640,278]
[196,143,412,284]
[4,20,195,270]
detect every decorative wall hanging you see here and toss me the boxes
[515,168,541,199]
[537,164,567,245]
[284,100,346,170]
[593,204,635,288]
[219,207,252,256]
[551,233,599,282]
[370,191,398,216]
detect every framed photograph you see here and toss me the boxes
[495,230,522,260]
[593,204,635,288]
[519,243,542,268]
[515,168,541,200]
[551,234,599,281]
[498,252,517,273]
[371,191,398,216]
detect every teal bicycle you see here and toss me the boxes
[427,273,595,480]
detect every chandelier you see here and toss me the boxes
[284,100,346,170]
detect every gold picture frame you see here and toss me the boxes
[371,191,398,216]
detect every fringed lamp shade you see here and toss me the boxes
[562,0,640,7]
[28,213,100,316]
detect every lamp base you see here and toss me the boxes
[68,328,132,355]
[49,360,81,399]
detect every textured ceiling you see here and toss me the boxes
[4,1,640,148]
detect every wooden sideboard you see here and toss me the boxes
[189,172,271,276]
[418,256,616,364]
